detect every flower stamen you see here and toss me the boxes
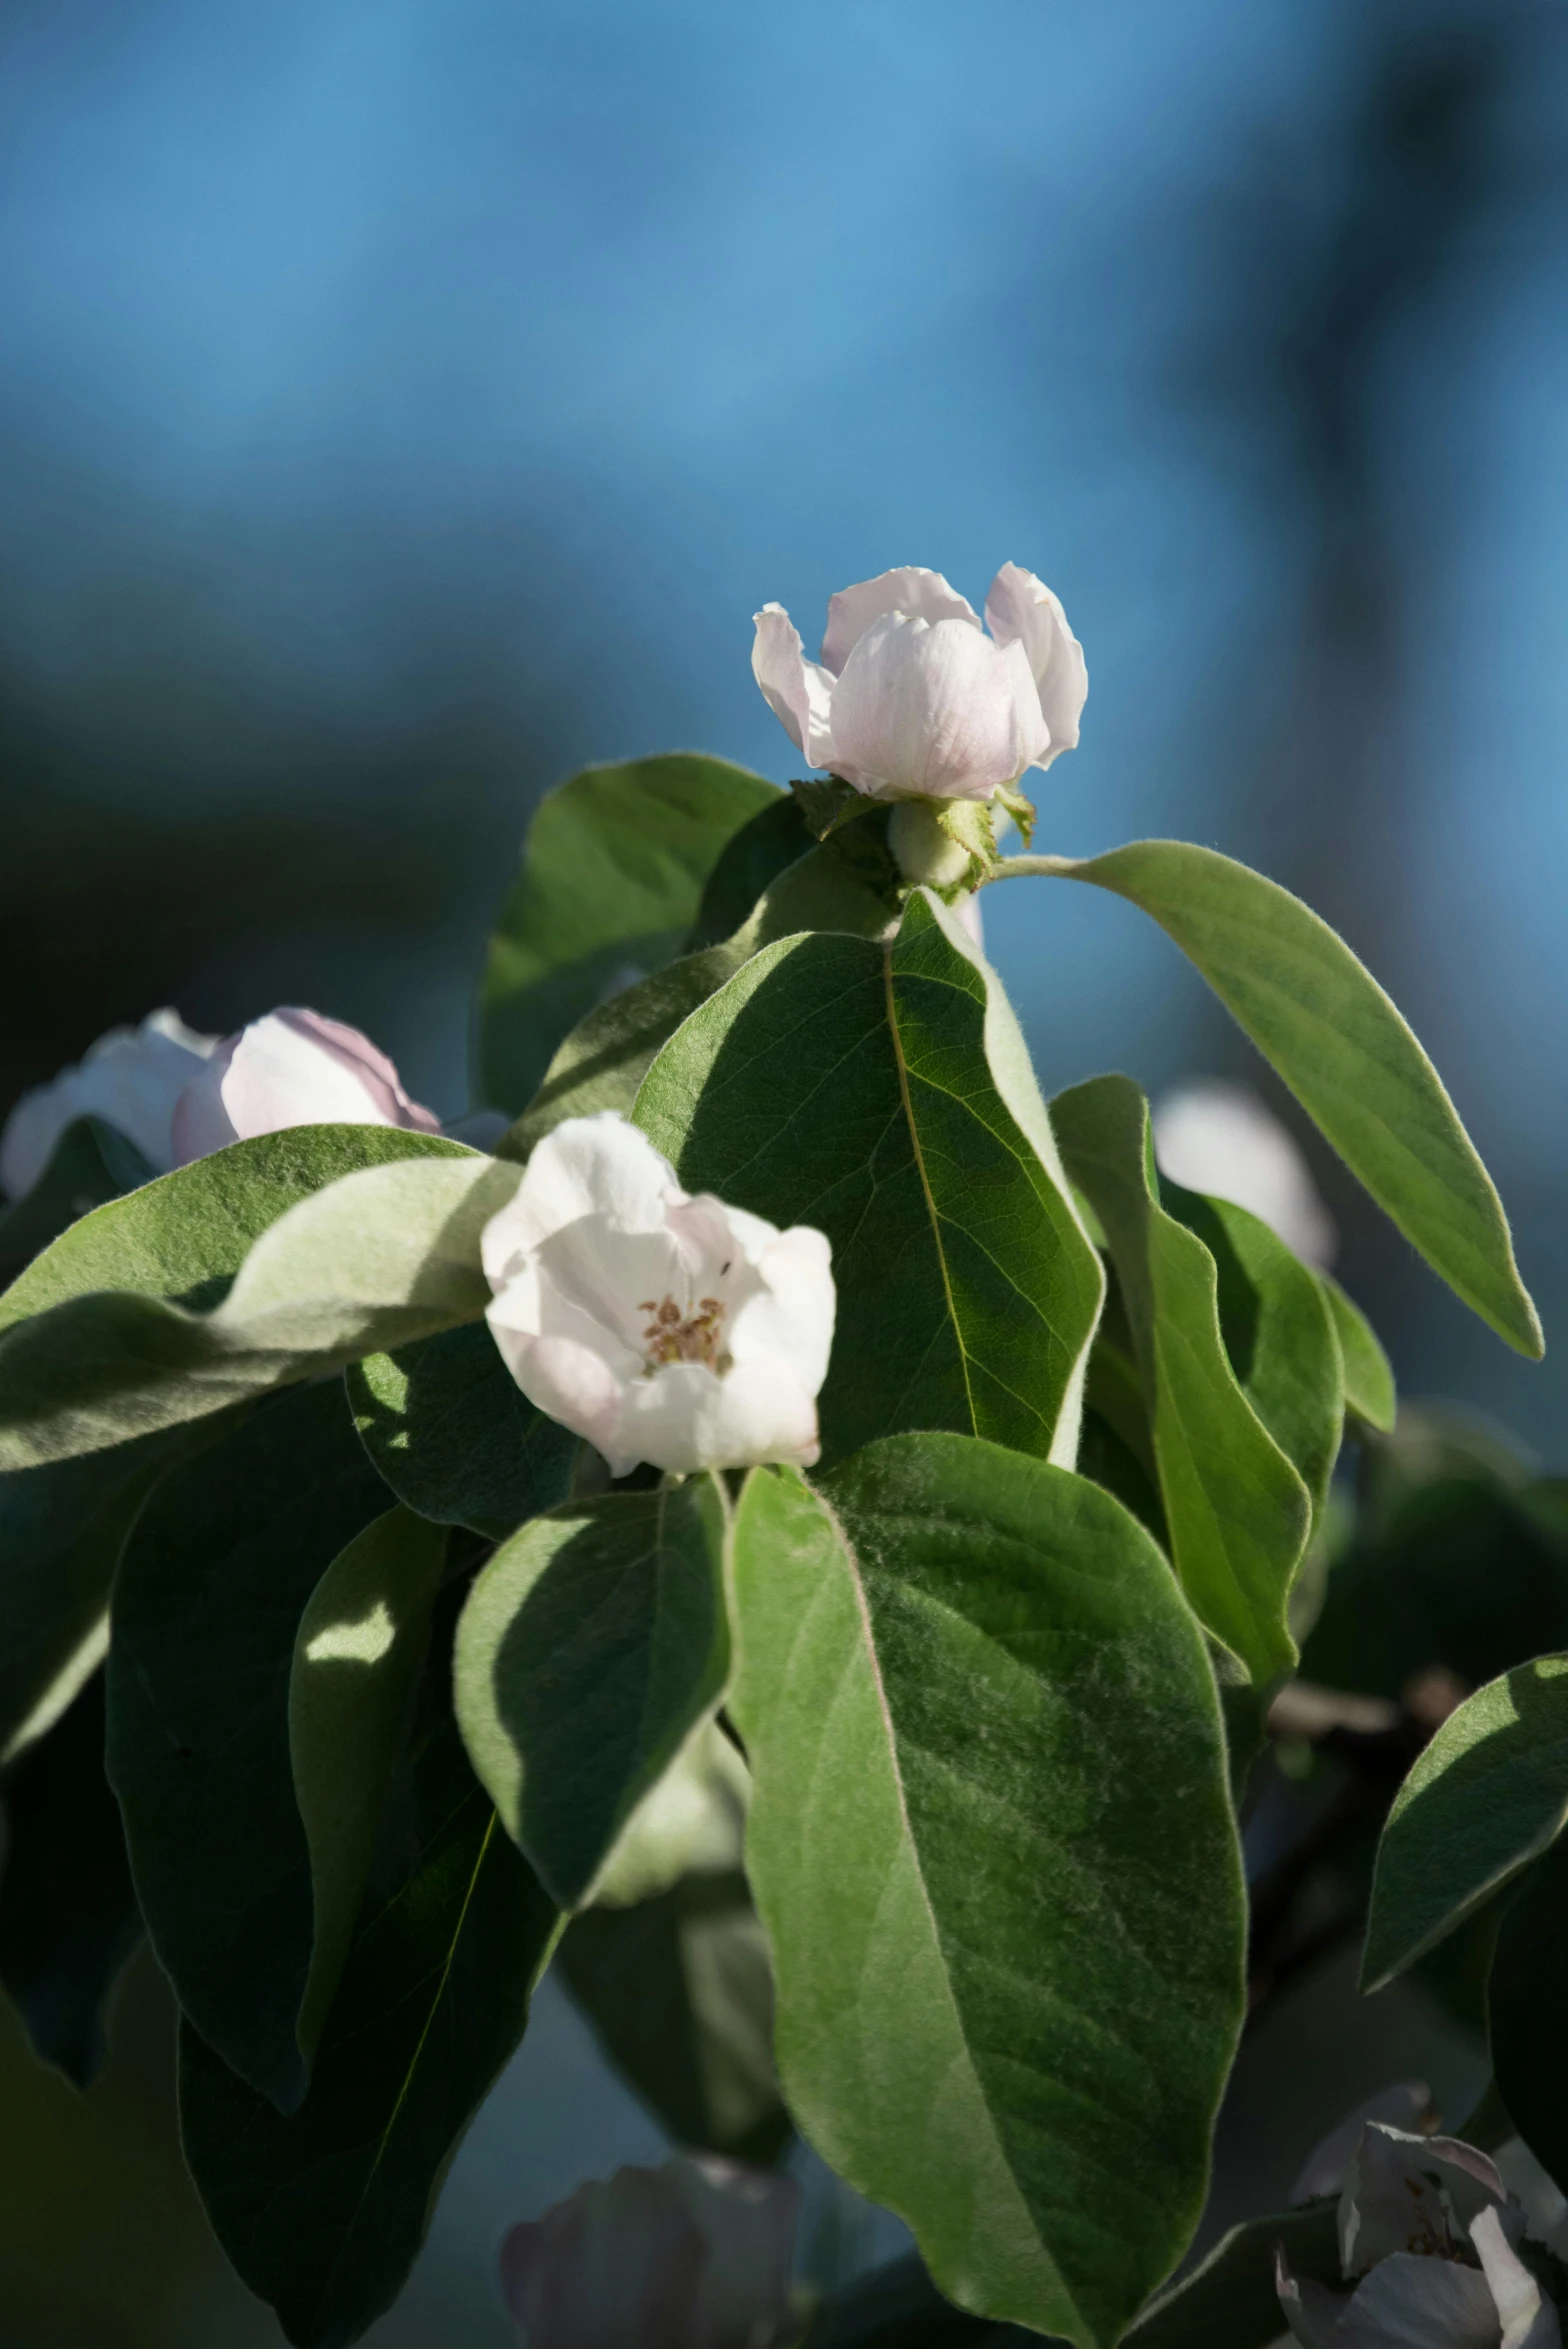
[639,1294,730,1374]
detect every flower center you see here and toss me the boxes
[639,1293,730,1375]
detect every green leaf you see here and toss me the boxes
[558,1866,790,2164]
[106,1382,391,2111]
[497,941,748,1163]
[1052,1076,1310,1686]
[0,1124,465,1334]
[346,1322,583,1539]
[179,1656,557,2349]
[289,1503,449,2059]
[1319,1275,1396,1432]
[1363,1655,1568,1990]
[0,1671,140,2086]
[1050,840,1541,1356]
[636,893,1104,1473]
[0,1117,154,1277]
[807,2253,1035,2346]
[1487,1831,1568,2198]
[454,1478,730,1910]
[1159,1181,1344,1528]
[729,1434,1245,2348]
[478,754,778,1114]
[687,791,817,950]
[0,1424,221,1761]
[0,1147,516,1469]
[1124,2199,1340,2348]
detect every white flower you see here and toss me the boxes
[170,1007,440,1162]
[0,1009,216,1200]
[482,1112,834,1479]
[1276,2122,1562,2349]
[1152,1080,1338,1270]
[752,562,1086,803]
[500,2155,799,2349]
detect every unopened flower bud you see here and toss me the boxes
[170,1007,440,1163]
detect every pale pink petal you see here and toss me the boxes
[1472,2205,1562,2349]
[828,614,1048,800]
[1275,2248,1351,2349]
[615,1358,819,1476]
[751,604,836,770]
[481,1113,680,1284]
[728,1225,836,1394]
[821,567,980,674]
[485,1316,631,1473]
[1341,2125,1507,2274]
[499,2170,704,2349]
[1291,2085,1430,2205]
[1336,2253,1501,2347]
[1,1008,216,1197]
[170,1007,438,1163]
[984,562,1088,769]
[667,2156,800,2349]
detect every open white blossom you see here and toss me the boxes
[500,2156,799,2349]
[1277,2121,1562,2349]
[752,562,1086,803]
[1152,1079,1338,1269]
[482,1112,834,1479]
[170,1007,440,1162]
[0,1009,216,1200]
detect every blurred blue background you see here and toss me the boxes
[2,0,1566,2337]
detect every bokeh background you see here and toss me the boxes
[3,0,1566,2339]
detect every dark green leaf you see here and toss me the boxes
[1125,2199,1340,2348]
[1052,840,1541,1356]
[1487,1831,1568,2199]
[346,1321,583,1539]
[478,754,778,1114]
[1053,1076,1310,1686]
[497,942,748,1163]
[0,1117,154,1277]
[730,1435,1245,2348]
[1320,1275,1396,1433]
[1160,1181,1343,1527]
[454,1478,730,1909]
[807,2252,1038,2345]
[0,1145,512,1470]
[179,1662,557,2349]
[289,1504,449,2059]
[687,791,817,950]
[558,1867,789,2163]
[1364,1656,1568,1990]
[106,1383,390,2111]
[636,893,1104,1473]
[0,1671,140,2085]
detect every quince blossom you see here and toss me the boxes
[482,1112,834,1479]
[500,2155,799,2349]
[1276,2121,1562,2349]
[0,1008,216,1199]
[752,563,1086,803]
[170,1007,440,1162]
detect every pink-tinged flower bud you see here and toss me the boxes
[169,1007,440,1163]
[752,562,1085,804]
[499,2155,799,2349]
[0,1009,216,1200]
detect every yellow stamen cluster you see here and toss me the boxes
[639,1294,729,1375]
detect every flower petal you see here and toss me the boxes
[1275,2248,1352,2349]
[751,603,836,770]
[1153,1081,1338,1269]
[615,1358,820,1477]
[1472,2205,1562,2349]
[1290,2085,1431,2206]
[828,613,1048,801]
[485,1311,631,1474]
[821,567,980,675]
[984,562,1088,768]
[1341,2124,1507,2276]
[0,1008,216,1198]
[728,1224,836,1396]
[481,1112,680,1286]
[170,1007,438,1162]
[1336,2253,1502,2348]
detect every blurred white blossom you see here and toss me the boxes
[0,1008,216,1199]
[500,2154,799,2349]
[1277,2121,1562,2349]
[482,1111,834,1479]
[752,563,1085,803]
[1152,1079,1338,1269]
[170,1007,440,1162]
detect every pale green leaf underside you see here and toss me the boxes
[1364,1654,1568,1989]
[1053,1076,1310,1686]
